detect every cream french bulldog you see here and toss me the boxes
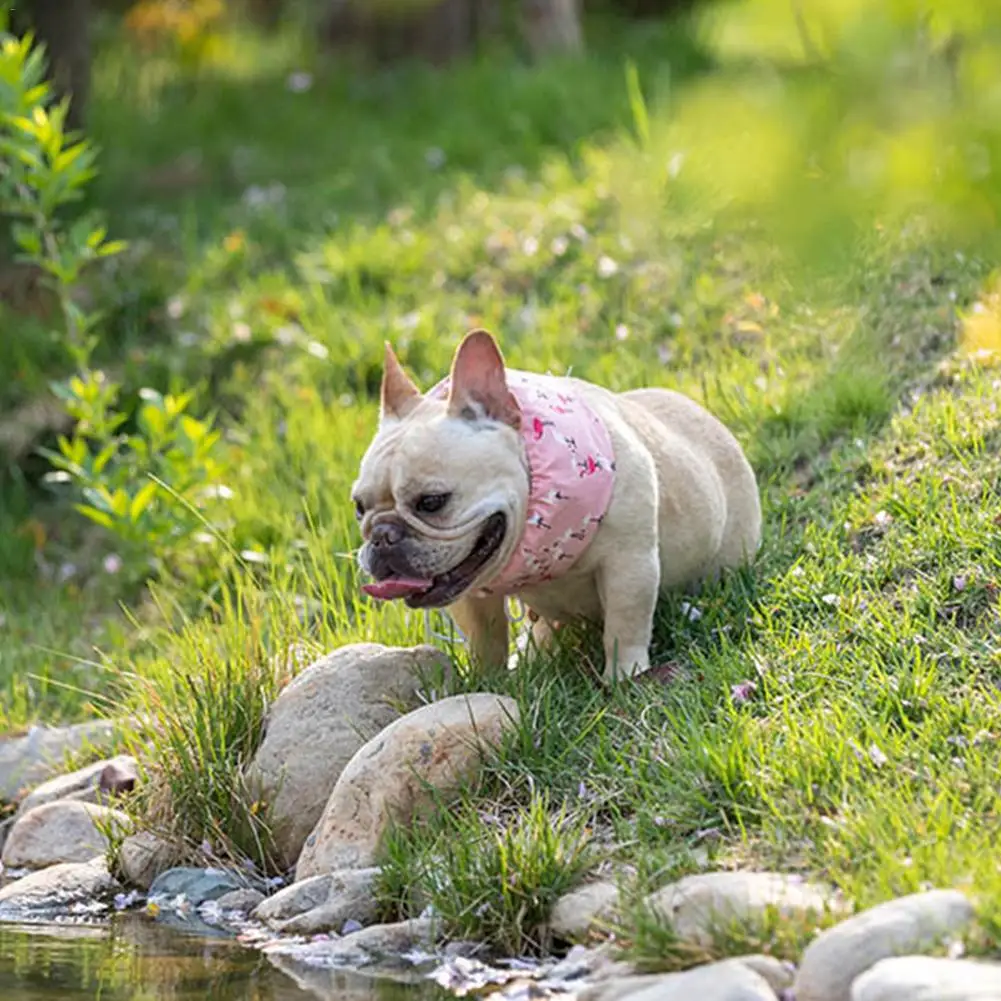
[352,330,761,682]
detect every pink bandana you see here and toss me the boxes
[429,371,616,595]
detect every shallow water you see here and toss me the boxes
[0,918,449,1001]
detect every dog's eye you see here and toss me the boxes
[353,499,365,520]
[415,493,450,515]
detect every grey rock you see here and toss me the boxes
[645,871,840,947]
[296,693,519,880]
[585,959,778,1001]
[246,643,449,868]
[2,800,131,868]
[263,917,437,967]
[550,881,621,940]
[795,890,976,1001]
[16,755,138,816]
[851,955,1001,1001]
[254,872,336,923]
[118,831,175,889]
[266,868,382,934]
[0,857,119,914]
[0,721,118,801]
[215,887,266,913]
[148,866,248,906]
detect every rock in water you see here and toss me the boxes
[0,857,119,915]
[253,867,382,933]
[2,800,131,868]
[147,867,248,906]
[245,643,449,868]
[295,693,519,880]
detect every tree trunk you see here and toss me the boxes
[14,0,92,130]
[323,0,582,65]
[521,0,583,58]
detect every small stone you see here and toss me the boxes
[147,867,248,907]
[245,643,449,868]
[583,959,778,1001]
[215,887,266,913]
[550,881,621,940]
[16,755,138,816]
[295,693,519,880]
[0,721,119,802]
[0,857,119,914]
[2,800,131,869]
[118,831,175,889]
[737,955,795,993]
[851,955,1001,1001]
[645,871,839,947]
[99,757,139,795]
[794,890,976,1001]
[267,868,382,934]
[263,917,436,966]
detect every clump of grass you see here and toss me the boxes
[378,792,597,954]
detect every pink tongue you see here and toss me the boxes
[362,577,433,600]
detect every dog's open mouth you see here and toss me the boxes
[362,512,507,608]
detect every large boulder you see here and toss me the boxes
[2,800,131,869]
[295,693,519,880]
[794,890,976,1001]
[245,643,449,868]
[0,721,117,802]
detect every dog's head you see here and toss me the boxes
[351,330,529,608]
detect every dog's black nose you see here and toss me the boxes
[370,520,404,547]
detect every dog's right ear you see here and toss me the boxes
[380,342,422,424]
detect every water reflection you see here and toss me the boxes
[0,918,448,1001]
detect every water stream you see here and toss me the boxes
[0,919,450,1001]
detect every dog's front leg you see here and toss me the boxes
[596,548,660,683]
[448,593,509,671]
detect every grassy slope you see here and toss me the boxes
[2,1,1001,960]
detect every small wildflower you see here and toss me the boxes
[58,562,77,583]
[731,680,757,704]
[232,322,252,343]
[680,600,702,622]
[873,510,893,529]
[166,295,186,319]
[425,147,447,170]
[821,593,840,606]
[570,223,588,241]
[868,743,888,768]
[286,71,313,93]
[551,236,569,256]
[522,236,539,256]
[953,574,968,592]
[306,340,329,360]
[103,554,123,575]
[597,255,619,278]
[615,323,629,341]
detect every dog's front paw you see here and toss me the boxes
[601,645,650,684]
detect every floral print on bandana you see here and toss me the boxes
[428,370,616,595]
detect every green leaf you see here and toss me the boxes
[129,480,159,523]
[74,503,115,530]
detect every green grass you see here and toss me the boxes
[4,0,1001,965]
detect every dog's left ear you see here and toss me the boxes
[447,329,521,429]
